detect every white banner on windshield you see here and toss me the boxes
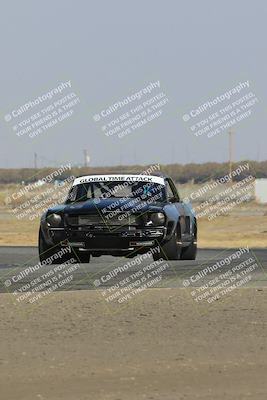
[73,174,165,186]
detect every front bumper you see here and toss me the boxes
[46,225,166,252]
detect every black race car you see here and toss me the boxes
[39,174,197,263]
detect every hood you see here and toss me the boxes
[48,197,163,215]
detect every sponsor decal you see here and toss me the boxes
[73,175,165,186]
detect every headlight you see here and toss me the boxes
[47,213,62,227]
[149,212,165,226]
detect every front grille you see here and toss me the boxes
[66,213,139,227]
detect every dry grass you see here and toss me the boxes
[1,209,267,248]
[0,208,39,246]
[0,183,267,248]
[198,215,267,248]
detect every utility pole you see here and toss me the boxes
[133,147,137,165]
[34,152,37,169]
[228,130,234,180]
[83,150,90,167]
[171,140,176,164]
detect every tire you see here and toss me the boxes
[153,227,181,261]
[73,251,91,263]
[38,228,76,264]
[180,218,197,260]
[180,242,197,260]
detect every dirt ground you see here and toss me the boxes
[1,288,267,400]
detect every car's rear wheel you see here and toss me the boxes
[153,226,181,261]
[180,221,197,260]
[73,250,91,263]
[180,242,197,260]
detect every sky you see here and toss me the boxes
[0,0,266,168]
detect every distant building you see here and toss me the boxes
[54,179,65,187]
[36,179,45,187]
[255,179,267,203]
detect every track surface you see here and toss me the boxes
[0,247,266,293]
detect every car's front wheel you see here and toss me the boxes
[38,228,90,264]
[39,228,67,263]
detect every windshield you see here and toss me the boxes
[66,180,166,203]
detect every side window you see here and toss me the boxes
[66,185,77,202]
[166,181,174,201]
[166,179,180,202]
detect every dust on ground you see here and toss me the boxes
[0,288,267,400]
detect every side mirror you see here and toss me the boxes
[169,196,179,203]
